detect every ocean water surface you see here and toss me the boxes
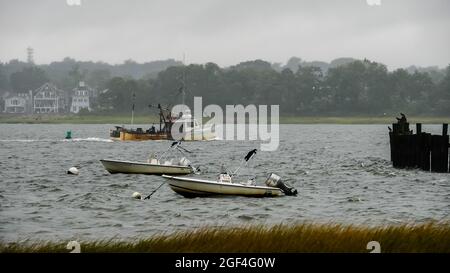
[0,124,449,242]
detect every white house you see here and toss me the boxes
[4,92,32,113]
[33,83,66,113]
[71,81,92,113]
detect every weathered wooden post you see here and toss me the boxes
[407,134,416,167]
[389,119,449,172]
[416,123,422,134]
[419,133,431,171]
[443,124,449,173]
[389,130,395,164]
[430,124,449,172]
[393,123,399,135]
[430,135,441,172]
[389,123,398,166]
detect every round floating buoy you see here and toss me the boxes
[347,197,362,202]
[67,167,79,175]
[132,192,142,200]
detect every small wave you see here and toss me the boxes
[237,214,254,220]
[347,196,363,202]
[65,137,113,143]
[0,137,113,143]
[0,139,47,142]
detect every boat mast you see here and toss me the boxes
[159,104,162,132]
[131,92,135,126]
[182,53,186,106]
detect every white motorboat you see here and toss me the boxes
[100,141,197,175]
[162,149,298,198]
[100,159,193,175]
[162,174,283,197]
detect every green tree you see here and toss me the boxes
[87,69,111,90]
[325,60,389,115]
[89,57,444,117]
[284,57,302,72]
[433,65,450,115]
[10,66,49,93]
[325,61,366,114]
[68,64,86,87]
[0,63,9,91]
[295,66,324,114]
[99,77,140,113]
[389,69,435,114]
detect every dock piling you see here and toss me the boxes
[389,121,449,173]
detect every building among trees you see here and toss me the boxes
[70,81,93,113]
[2,81,99,114]
[3,92,32,113]
[33,83,66,113]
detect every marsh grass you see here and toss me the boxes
[1,222,449,253]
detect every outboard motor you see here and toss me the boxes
[265,173,298,196]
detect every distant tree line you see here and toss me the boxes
[0,57,182,93]
[98,59,450,116]
[1,57,449,116]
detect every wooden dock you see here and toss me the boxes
[389,122,449,172]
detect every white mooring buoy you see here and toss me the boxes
[132,192,142,200]
[67,167,79,175]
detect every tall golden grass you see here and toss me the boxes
[1,222,449,253]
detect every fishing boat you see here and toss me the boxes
[110,75,215,141]
[109,104,174,141]
[100,141,197,175]
[162,149,298,198]
[110,107,215,141]
[110,126,171,141]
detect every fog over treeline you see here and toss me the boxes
[0,57,449,116]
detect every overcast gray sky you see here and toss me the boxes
[0,0,449,69]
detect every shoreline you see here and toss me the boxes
[1,115,449,125]
[2,222,449,253]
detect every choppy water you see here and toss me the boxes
[0,124,449,243]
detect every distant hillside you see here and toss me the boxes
[0,56,447,97]
[0,58,183,92]
[405,65,447,83]
[271,57,447,84]
[278,57,357,74]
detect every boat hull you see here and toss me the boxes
[118,131,169,141]
[100,159,193,175]
[162,175,283,197]
[111,130,215,141]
